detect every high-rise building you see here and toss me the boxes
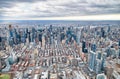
[106,47,112,57]
[0,36,2,42]
[8,25,14,46]
[107,26,110,32]
[21,31,26,43]
[119,40,120,46]
[50,25,52,32]
[42,33,45,49]
[13,29,17,44]
[101,53,107,71]
[0,58,2,72]
[9,28,13,38]
[88,51,96,71]
[50,32,54,45]
[76,28,81,45]
[101,28,105,38]
[96,59,102,74]
[97,51,102,59]
[38,32,42,43]
[84,48,88,53]
[96,73,107,79]
[60,32,65,42]
[66,27,72,44]
[82,41,86,53]
[0,37,1,50]
[91,44,97,52]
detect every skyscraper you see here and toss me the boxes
[84,48,88,53]
[42,32,46,49]
[66,28,72,44]
[96,59,102,74]
[88,51,96,71]
[82,41,86,53]
[107,26,110,32]
[0,36,2,50]
[101,28,105,38]
[0,36,2,42]
[8,25,14,46]
[38,31,42,43]
[76,28,81,45]
[60,32,65,42]
[101,53,107,71]
[21,31,26,43]
[97,51,102,59]
[91,44,97,52]
[0,59,1,72]
[119,40,120,46]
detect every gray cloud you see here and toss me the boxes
[0,0,46,8]
[0,0,120,19]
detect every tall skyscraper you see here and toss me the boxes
[119,40,120,46]
[101,28,105,38]
[76,28,81,45]
[107,26,110,32]
[60,32,65,42]
[42,32,46,49]
[101,53,107,71]
[38,32,42,43]
[66,28,72,44]
[88,51,96,71]
[13,28,17,44]
[91,44,97,52]
[0,36,2,50]
[0,36,2,42]
[8,25,14,46]
[20,30,25,43]
[106,47,112,57]
[96,59,102,74]
[0,58,2,72]
[97,51,102,59]
[82,41,86,53]
[50,32,54,45]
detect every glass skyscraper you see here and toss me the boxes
[88,51,96,71]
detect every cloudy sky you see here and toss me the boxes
[0,0,120,20]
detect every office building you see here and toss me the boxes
[0,37,2,50]
[119,40,120,46]
[91,43,97,52]
[88,51,96,71]
[96,73,107,79]
[82,41,86,53]
[101,28,105,38]
[96,59,102,74]
[0,36,2,42]
[101,53,107,71]
[97,51,102,59]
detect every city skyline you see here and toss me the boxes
[0,24,120,79]
[0,0,120,20]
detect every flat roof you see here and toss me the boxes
[41,72,48,78]
[50,73,57,78]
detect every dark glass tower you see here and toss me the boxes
[82,41,86,53]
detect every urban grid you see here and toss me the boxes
[0,23,120,79]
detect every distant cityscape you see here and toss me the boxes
[0,21,120,79]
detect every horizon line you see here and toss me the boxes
[1,14,120,20]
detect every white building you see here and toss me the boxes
[96,73,107,79]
